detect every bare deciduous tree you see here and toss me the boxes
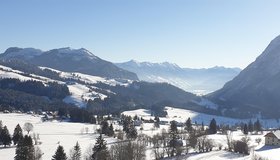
[226,131,233,151]
[255,138,262,145]
[110,140,146,160]
[34,146,44,160]
[23,122,33,134]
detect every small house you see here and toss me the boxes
[264,130,280,146]
[133,120,143,126]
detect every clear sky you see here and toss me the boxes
[1,0,280,69]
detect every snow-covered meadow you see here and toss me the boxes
[1,107,280,159]
[0,113,118,160]
[123,107,280,160]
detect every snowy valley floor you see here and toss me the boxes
[0,107,280,159]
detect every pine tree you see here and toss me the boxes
[154,116,160,128]
[92,116,97,124]
[185,117,192,132]
[122,116,132,133]
[170,121,178,134]
[243,124,248,135]
[201,122,205,131]
[15,135,35,160]
[0,121,2,145]
[248,120,253,133]
[0,120,3,129]
[169,120,180,156]
[92,134,110,160]
[52,145,67,160]
[69,142,81,160]
[108,124,114,137]
[208,118,217,134]
[126,124,138,140]
[1,126,12,147]
[13,124,23,145]
[254,119,262,132]
[101,121,109,135]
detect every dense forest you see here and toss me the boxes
[0,78,70,99]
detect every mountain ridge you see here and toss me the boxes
[116,60,241,94]
[209,35,280,118]
[0,47,139,80]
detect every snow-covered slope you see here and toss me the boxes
[209,34,280,118]
[0,47,139,80]
[0,64,131,107]
[116,60,241,95]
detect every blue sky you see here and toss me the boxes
[1,0,280,68]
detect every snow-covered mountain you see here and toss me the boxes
[0,59,202,116]
[0,47,138,80]
[209,35,280,118]
[116,60,241,95]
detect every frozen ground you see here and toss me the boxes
[123,107,280,128]
[0,113,118,160]
[123,107,280,160]
[1,107,280,160]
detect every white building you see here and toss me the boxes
[264,130,280,146]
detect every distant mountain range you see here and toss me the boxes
[209,35,280,118]
[3,42,280,119]
[0,47,138,80]
[0,47,208,116]
[116,60,241,94]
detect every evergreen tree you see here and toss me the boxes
[52,145,67,160]
[91,116,97,124]
[69,142,81,160]
[0,121,2,145]
[15,135,35,160]
[185,117,192,132]
[169,121,180,156]
[13,124,23,145]
[133,115,138,121]
[1,126,12,147]
[92,134,110,160]
[243,124,248,135]
[126,124,138,140]
[208,118,217,134]
[154,116,160,128]
[254,119,262,132]
[170,121,178,134]
[0,120,3,129]
[101,121,109,135]
[248,120,253,133]
[108,124,114,137]
[122,116,132,133]
[201,122,205,131]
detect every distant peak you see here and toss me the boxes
[258,34,280,60]
[51,47,97,58]
[124,60,180,68]
[2,47,43,60]
[161,61,180,68]
[4,47,23,54]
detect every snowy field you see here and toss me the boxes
[1,107,280,160]
[123,107,280,128]
[123,107,280,160]
[0,113,118,160]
